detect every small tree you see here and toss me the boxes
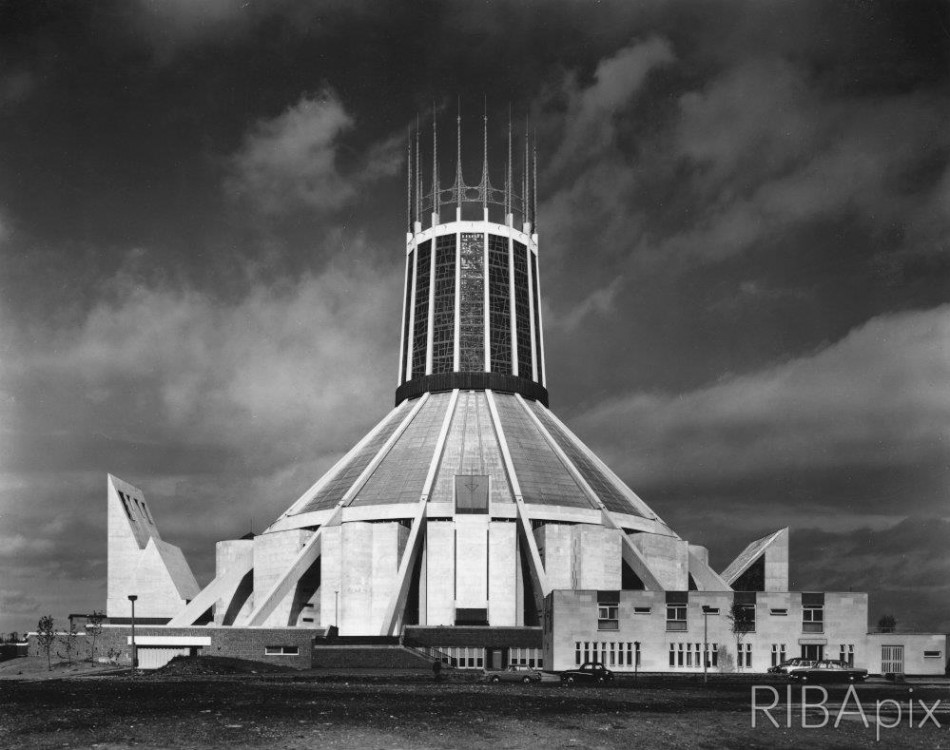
[8,632,19,643]
[36,615,57,671]
[87,611,105,663]
[60,622,79,664]
[727,601,756,672]
[878,614,897,633]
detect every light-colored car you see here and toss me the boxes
[767,657,817,675]
[485,664,543,684]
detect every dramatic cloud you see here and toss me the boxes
[225,93,356,216]
[794,518,950,633]
[0,246,403,625]
[225,92,403,217]
[545,36,675,177]
[572,304,950,513]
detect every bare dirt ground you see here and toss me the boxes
[1,659,948,749]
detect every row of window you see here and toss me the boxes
[574,641,641,668]
[403,235,540,382]
[596,600,828,635]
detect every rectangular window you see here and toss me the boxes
[513,242,532,378]
[430,235,457,374]
[771,644,786,667]
[411,241,431,377]
[455,474,489,514]
[400,249,414,382]
[575,641,581,666]
[609,642,616,666]
[668,643,675,667]
[529,253,542,382]
[770,608,788,616]
[710,643,719,668]
[635,642,641,668]
[598,603,619,630]
[924,651,942,658]
[264,646,299,656]
[458,233,484,371]
[839,644,855,666]
[488,234,512,374]
[583,642,590,663]
[633,606,652,615]
[666,605,687,631]
[735,604,756,632]
[803,606,824,633]
[739,643,752,668]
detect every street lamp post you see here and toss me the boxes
[127,595,138,670]
[702,606,711,684]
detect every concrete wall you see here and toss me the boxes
[629,533,688,590]
[319,521,408,634]
[866,633,948,676]
[425,520,455,625]
[764,529,789,591]
[488,521,517,626]
[29,625,316,670]
[107,476,199,619]
[253,529,312,627]
[534,524,621,591]
[545,589,875,673]
[455,515,489,609]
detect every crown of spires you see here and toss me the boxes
[407,100,537,231]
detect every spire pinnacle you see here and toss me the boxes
[523,119,529,227]
[456,97,462,210]
[532,132,538,233]
[481,96,489,212]
[506,104,513,219]
[415,115,421,226]
[432,105,438,221]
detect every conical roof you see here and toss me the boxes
[269,390,672,534]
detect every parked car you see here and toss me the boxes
[789,660,868,683]
[485,664,543,684]
[768,657,817,675]
[560,662,615,685]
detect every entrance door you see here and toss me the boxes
[801,644,824,660]
[490,649,503,670]
[881,645,904,674]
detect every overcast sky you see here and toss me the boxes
[1,0,948,636]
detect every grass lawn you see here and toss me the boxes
[0,660,947,749]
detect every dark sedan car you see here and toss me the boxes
[789,659,868,683]
[560,662,615,685]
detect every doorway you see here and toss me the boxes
[801,644,824,660]
[881,645,904,674]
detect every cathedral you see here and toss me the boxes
[102,111,945,676]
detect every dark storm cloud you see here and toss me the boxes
[0,0,947,632]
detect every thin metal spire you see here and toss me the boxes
[506,104,512,218]
[456,97,463,210]
[523,120,529,225]
[415,115,421,225]
[532,131,538,233]
[481,95,488,213]
[407,125,412,231]
[432,105,438,218]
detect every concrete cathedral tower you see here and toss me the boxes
[160,106,734,638]
[114,106,916,677]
